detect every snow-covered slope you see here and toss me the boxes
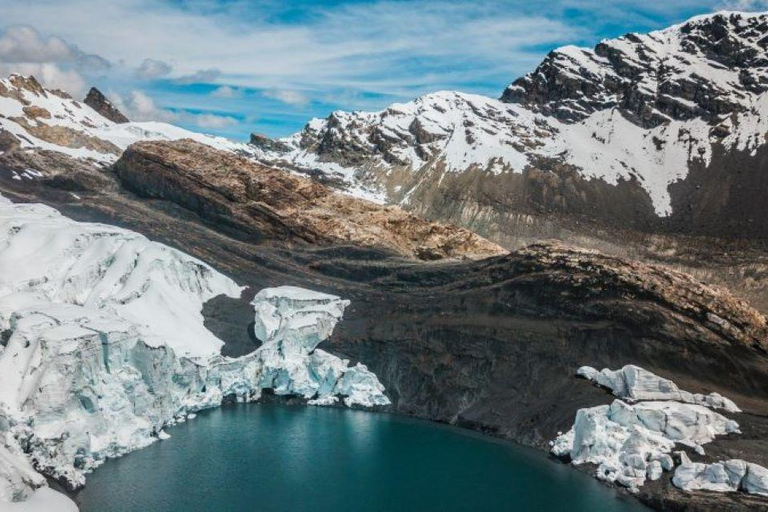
[0,194,389,509]
[0,75,253,164]
[257,11,768,225]
[0,196,242,357]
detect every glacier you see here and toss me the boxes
[0,194,389,509]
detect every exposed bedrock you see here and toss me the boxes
[112,139,505,261]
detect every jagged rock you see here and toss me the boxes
[21,106,50,120]
[0,130,20,153]
[249,133,291,153]
[113,139,506,261]
[84,87,129,124]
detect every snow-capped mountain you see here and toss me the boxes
[0,74,252,164]
[256,11,768,242]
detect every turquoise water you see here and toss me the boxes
[77,403,647,512]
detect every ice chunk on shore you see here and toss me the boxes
[673,459,768,497]
[577,365,741,412]
[553,399,739,491]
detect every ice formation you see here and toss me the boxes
[553,364,741,492]
[250,286,390,408]
[673,459,768,497]
[577,365,741,412]
[0,195,388,509]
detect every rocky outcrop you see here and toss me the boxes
[113,139,506,261]
[84,87,129,124]
[250,133,291,153]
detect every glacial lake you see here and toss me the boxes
[76,403,648,512]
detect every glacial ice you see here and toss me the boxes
[250,286,390,408]
[552,399,739,491]
[0,199,243,358]
[673,459,768,497]
[0,196,389,509]
[553,364,741,492]
[577,365,741,412]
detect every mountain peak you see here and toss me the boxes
[84,87,130,124]
[502,11,768,127]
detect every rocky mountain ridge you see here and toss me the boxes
[114,140,505,261]
[0,74,253,165]
[504,11,768,127]
[253,11,768,242]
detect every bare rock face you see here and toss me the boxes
[113,139,506,261]
[83,87,129,124]
[0,130,20,153]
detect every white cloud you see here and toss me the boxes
[0,0,585,98]
[0,25,110,96]
[211,85,242,98]
[175,68,221,85]
[136,58,172,79]
[193,113,238,129]
[718,0,768,9]
[0,25,75,63]
[109,89,238,129]
[263,89,309,106]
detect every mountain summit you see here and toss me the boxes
[504,11,768,127]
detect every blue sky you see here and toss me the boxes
[0,0,765,140]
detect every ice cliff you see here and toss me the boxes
[0,194,388,509]
[250,286,390,408]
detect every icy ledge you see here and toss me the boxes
[0,195,388,509]
[577,365,740,413]
[552,365,741,492]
